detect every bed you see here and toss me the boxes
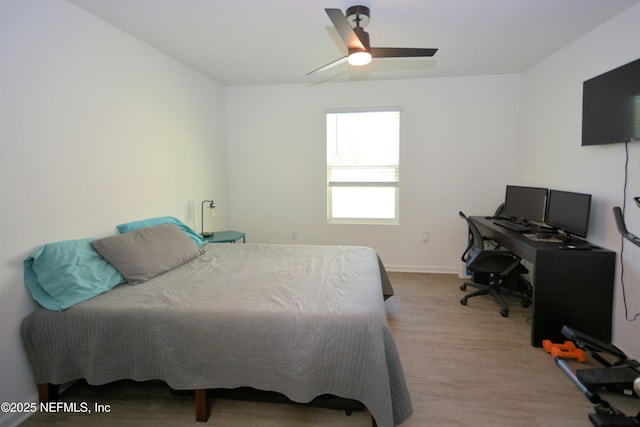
[21,221,412,427]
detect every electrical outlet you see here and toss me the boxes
[421,231,430,242]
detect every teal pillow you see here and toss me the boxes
[24,238,125,311]
[117,216,205,246]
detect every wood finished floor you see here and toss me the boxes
[21,272,639,426]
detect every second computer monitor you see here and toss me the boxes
[545,189,592,238]
[503,185,548,223]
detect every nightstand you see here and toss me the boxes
[202,230,246,244]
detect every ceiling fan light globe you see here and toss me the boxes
[348,51,372,66]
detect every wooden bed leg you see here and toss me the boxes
[195,389,210,422]
[37,383,58,402]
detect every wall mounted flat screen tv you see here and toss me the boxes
[582,57,640,146]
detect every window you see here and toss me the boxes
[327,109,400,224]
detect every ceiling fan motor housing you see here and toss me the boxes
[346,5,370,28]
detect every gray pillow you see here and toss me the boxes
[92,223,204,284]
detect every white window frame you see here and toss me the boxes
[326,108,400,225]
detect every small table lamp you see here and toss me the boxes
[201,200,216,237]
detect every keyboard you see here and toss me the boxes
[493,219,531,232]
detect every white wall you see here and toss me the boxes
[518,4,640,358]
[0,1,229,425]
[225,75,522,272]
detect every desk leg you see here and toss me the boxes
[530,250,614,346]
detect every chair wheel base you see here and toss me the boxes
[460,284,467,291]
[460,298,468,305]
[500,308,509,317]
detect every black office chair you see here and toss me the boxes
[458,211,531,317]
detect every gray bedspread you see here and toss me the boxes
[22,244,412,426]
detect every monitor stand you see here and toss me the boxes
[513,216,527,225]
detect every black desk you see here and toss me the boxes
[470,216,615,347]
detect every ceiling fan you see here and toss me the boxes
[307,5,438,75]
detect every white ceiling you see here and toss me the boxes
[67,0,639,86]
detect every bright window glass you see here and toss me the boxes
[327,110,400,224]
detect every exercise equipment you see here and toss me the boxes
[562,326,640,397]
[543,339,577,353]
[549,326,640,426]
[551,346,588,363]
[543,339,588,362]
[613,207,640,247]
[553,354,640,426]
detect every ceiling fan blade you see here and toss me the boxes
[325,8,366,50]
[306,56,347,75]
[370,47,438,58]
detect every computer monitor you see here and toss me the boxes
[502,185,548,223]
[545,189,592,238]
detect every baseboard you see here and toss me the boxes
[385,265,457,274]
